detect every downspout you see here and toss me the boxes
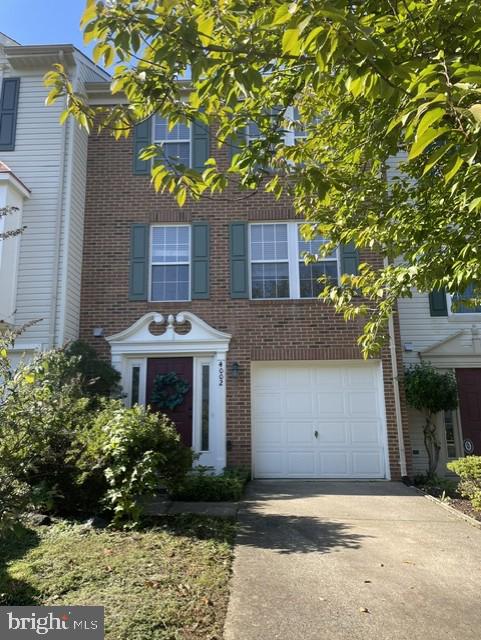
[48,49,69,348]
[385,257,408,479]
[57,59,80,346]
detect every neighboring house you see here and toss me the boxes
[79,85,412,478]
[398,290,481,476]
[386,152,479,477]
[0,33,109,360]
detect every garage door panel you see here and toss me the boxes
[347,366,377,387]
[316,420,348,444]
[255,392,283,418]
[254,451,284,477]
[348,391,379,416]
[254,367,284,388]
[287,452,316,476]
[315,368,343,387]
[350,420,382,444]
[285,392,314,417]
[319,452,349,476]
[255,421,283,445]
[316,392,345,416]
[252,362,387,479]
[286,367,312,387]
[286,422,316,445]
[352,451,384,476]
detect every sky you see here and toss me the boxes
[0,0,92,54]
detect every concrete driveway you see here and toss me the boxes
[224,481,481,640]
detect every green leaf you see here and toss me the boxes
[409,127,449,160]
[422,143,453,175]
[469,104,481,122]
[197,15,214,46]
[443,155,464,183]
[468,197,481,212]
[282,27,301,55]
[270,4,293,26]
[416,107,445,138]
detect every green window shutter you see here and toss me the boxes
[228,127,247,162]
[133,117,152,175]
[229,221,249,298]
[192,119,209,171]
[0,77,20,151]
[129,224,149,301]
[191,221,210,299]
[340,242,360,276]
[429,289,448,316]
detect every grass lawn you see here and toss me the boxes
[0,516,236,640]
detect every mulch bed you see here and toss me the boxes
[447,498,481,522]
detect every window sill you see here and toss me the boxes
[447,314,481,323]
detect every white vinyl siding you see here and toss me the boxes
[2,48,108,351]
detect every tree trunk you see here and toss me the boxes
[423,413,441,478]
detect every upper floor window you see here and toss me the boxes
[151,225,190,301]
[298,229,338,298]
[251,223,290,299]
[249,222,339,300]
[153,116,191,167]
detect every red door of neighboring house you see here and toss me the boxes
[456,368,481,456]
[146,357,193,447]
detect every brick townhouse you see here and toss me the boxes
[80,85,411,479]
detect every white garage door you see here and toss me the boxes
[252,361,388,479]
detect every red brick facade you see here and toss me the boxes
[80,126,412,479]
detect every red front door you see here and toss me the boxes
[456,368,481,455]
[146,357,193,447]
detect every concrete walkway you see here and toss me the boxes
[224,481,481,640]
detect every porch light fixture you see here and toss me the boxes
[93,327,104,337]
[231,361,240,379]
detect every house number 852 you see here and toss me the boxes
[218,361,224,387]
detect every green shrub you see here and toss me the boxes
[64,340,121,400]
[172,466,250,502]
[74,401,194,525]
[447,456,481,511]
[413,473,457,495]
[0,347,94,520]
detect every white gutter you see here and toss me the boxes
[48,49,69,348]
[385,257,408,478]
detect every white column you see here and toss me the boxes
[214,351,227,473]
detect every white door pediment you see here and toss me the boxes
[106,311,231,356]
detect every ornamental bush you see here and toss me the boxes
[447,456,481,512]
[74,401,194,525]
[0,336,194,531]
[404,362,458,477]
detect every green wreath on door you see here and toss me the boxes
[151,371,191,411]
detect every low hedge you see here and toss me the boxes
[171,467,250,502]
[447,456,481,511]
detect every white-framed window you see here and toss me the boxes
[249,222,339,299]
[153,116,192,167]
[298,228,338,298]
[246,107,315,147]
[150,225,191,302]
[449,284,481,315]
[250,223,290,299]
[443,409,458,459]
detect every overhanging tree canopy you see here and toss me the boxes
[46,0,481,354]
